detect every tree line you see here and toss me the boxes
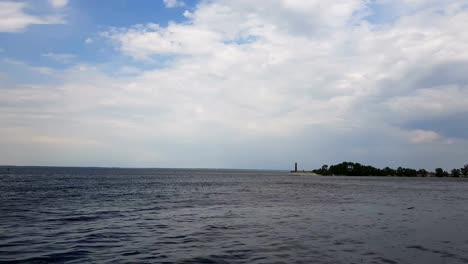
[312,162,468,177]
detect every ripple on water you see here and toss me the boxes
[13,249,91,263]
[407,245,468,263]
[2,169,468,263]
[46,215,101,222]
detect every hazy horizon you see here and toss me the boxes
[1,0,468,170]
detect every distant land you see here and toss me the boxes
[292,161,468,177]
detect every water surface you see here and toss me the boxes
[1,167,468,263]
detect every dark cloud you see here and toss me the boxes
[404,113,468,139]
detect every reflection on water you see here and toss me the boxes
[1,167,468,263]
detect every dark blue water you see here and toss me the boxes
[1,167,468,263]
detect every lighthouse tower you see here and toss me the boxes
[295,162,298,172]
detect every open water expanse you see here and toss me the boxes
[1,167,468,263]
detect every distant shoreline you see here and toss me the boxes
[291,161,468,178]
[288,172,468,177]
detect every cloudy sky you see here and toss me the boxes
[1,0,468,170]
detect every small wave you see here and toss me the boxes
[180,255,233,264]
[13,249,90,263]
[203,224,235,231]
[122,250,141,256]
[374,256,398,264]
[407,245,468,263]
[45,215,100,222]
[81,231,132,241]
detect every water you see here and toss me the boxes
[1,167,468,264]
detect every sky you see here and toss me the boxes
[1,0,468,170]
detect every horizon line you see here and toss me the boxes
[0,164,287,171]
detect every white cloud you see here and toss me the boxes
[102,23,222,59]
[49,0,68,8]
[2,1,468,168]
[2,58,55,75]
[163,0,185,8]
[405,129,441,144]
[31,135,101,147]
[0,1,64,32]
[85,37,93,44]
[117,66,141,75]
[42,52,76,63]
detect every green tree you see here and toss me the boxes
[383,167,396,176]
[319,164,329,175]
[403,168,418,177]
[417,169,427,177]
[396,167,404,176]
[313,162,468,177]
[461,164,468,177]
[451,169,461,178]
[435,168,449,177]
